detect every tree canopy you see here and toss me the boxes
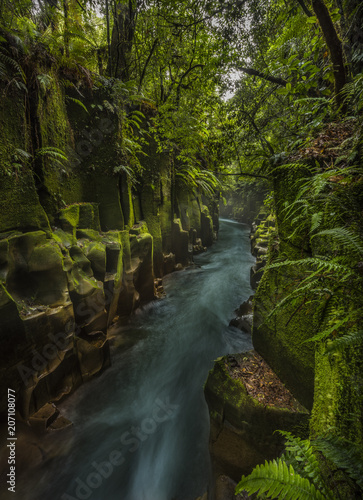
[0,0,362,194]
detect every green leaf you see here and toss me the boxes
[66,96,88,114]
[235,459,326,499]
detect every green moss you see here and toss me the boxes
[52,228,76,248]
[119,173,134,228]
[119,230,131,271]
[78,203,101,231]
[310,328,363,444]
[0,90,50,233]
[129,221,149,235]
[159,199,173,252]
[205,357,309,440]
[252,263,323,410]
[59,205,80,236]
[76,229,101,241]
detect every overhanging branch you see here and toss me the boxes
[238,67,287,87]
[216,172,269,179]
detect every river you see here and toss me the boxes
[19,219,255,500]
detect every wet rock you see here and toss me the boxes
[235,297,253,317]
[163,252,176,275]
[29,402,72,432]
[76,331,110,382]
[201,205,214,247]
[229,316,252,335]
[250,265,263,290]
[215,475,246,500]
[204,355,309,484]
[172,218,190,267]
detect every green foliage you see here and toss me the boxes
[314,434,363,489]
[279,432,334,499]
[35,147,68,167]
[236,432,363,499]
[235,458,326,499]
[175,164,221,197]
[65,96,88,114]
[311,227,363,258]
[0,45,26,92]
[325,330,363,356]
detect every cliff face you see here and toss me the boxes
[205,139,363,495]
[253,163,363,442]
[0,72,218,421]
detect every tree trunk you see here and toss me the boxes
[109,0,137,80]
[63,0,70,58]
[311,0,346,109]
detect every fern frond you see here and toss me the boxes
[0,50,26,83]
[305,316,353,343]
[279,432,335,499]
[310,212,323,233]
[35,147,68,167]
[267,257,354,278]
[235,459,326,499]
[65,96,88,114]
[325,330,363,355]
[311,227,363,257]
[37,73,53,91]
[313,435,363,489]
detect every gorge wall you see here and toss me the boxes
[205,147,363,497]
[0,70,218,423]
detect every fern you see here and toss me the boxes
[37,73,53,91]
[175,165,221,196]
[305,316,353,343]
[14,148,31,160]
[65,96,88,114]
[311,227,363,257]
[0,48,26,84]
[279,432,335,499]
[310,212,323,233]
[313,435,363,489]
[267,257,354,279]
[324,330,363,355]
[235,458,326,499]
[35,147,68,167]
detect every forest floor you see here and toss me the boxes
[225,350,307,412]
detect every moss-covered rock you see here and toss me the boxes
[0,89,50,233]
[204,355,309,482]
[201,205,214,247]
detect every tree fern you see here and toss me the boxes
[235,458,326,499]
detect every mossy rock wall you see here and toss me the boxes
[0,204,156,420]
[252,265,322,410]
[252,162,363,452]
[0,87,50,233]
[0,72,220,422]
[204,356,309,482]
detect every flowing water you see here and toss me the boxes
[18,219,255,500]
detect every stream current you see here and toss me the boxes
[21,219,255,500]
